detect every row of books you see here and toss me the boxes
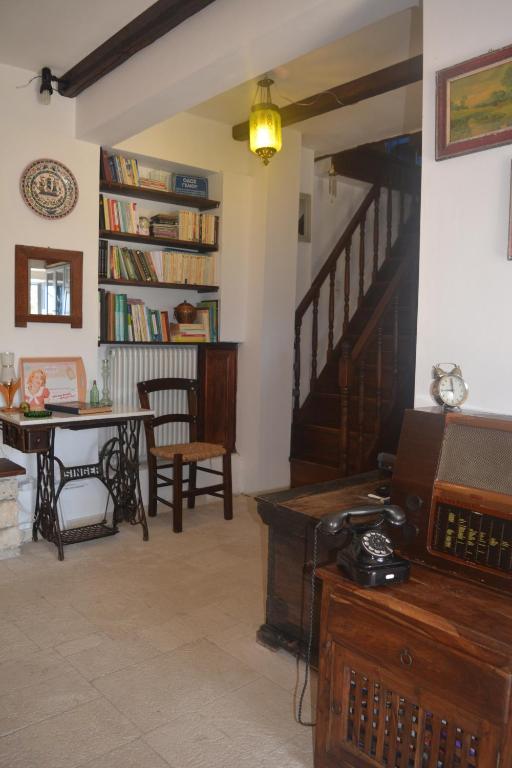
[150,212,218,245]
[99,196,219,246]
[101,150,141,187]
[98,243,216,286]
[99,195,138,234]
[98,291,218,343]
[100,150,210,198]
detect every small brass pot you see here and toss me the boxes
[174,301,197,324]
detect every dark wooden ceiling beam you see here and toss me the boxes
[232,54,422,141]
[59,0,216,98]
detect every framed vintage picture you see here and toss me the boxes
[298,193,311,242]
[19,357,86,409]
[436,43,512,160]
[509,161,512,261]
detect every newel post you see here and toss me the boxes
[339,340,352,477]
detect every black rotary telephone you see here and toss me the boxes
[319,504,410,587]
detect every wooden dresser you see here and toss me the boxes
[315,564,512,768]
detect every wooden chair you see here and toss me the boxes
[137,377,232,533]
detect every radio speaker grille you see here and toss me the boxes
[437,423,512,495]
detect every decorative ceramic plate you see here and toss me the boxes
[20,159,79,219]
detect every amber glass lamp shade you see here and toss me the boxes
[249,78,282,165]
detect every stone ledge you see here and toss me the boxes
[0,526,22,559]
[0,499,18,529]
[0,478,18,502]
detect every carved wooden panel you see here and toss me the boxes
[197,343,237,452]
[321,644,499,768]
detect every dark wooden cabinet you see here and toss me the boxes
[315,564,512,768]
[256,472,381,659]
[198,343,237,452]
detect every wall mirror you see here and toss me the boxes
[15,244,83,328]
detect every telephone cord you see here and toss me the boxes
[296,520,322,727]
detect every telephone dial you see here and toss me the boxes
[319,504,410,587]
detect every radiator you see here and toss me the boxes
[106,345,198,459]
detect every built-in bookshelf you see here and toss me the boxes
[98,147,222,345]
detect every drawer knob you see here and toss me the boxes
[400,648,413,667]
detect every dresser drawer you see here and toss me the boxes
[326,592,511,723]
[2,423,50,453]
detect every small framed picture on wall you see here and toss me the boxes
[508,161,512,260]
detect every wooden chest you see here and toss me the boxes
[315,564,512,768]
[256,471,381,658]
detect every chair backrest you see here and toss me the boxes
[137,377,199,450]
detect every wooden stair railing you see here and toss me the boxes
[293,182,410,413]
[338,257,411,475]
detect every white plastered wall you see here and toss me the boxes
[415,0,512,412]
[120,114,302,493]
[0,63,103,532]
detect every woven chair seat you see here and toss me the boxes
[150,441,226,462]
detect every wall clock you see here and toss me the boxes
[20,159,79,219]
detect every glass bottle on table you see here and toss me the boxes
[89,380,100,406]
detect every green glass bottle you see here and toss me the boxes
[89,379,100,406]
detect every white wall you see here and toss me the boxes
[120,114,302,493]
[416,0,512,412]
[75,0,418,145]
[0,63,103,532]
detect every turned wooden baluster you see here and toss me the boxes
[358,213,366,308]
[293,317,302,413]
[392,294,399,399]
[375,324,383,436]
[328,265,336,356]
[339,340,352,476]
[311,292,319,388]
[343,239,352,332]
[357,356,366,472]
[386,186,393,261]
[373,188,380,281]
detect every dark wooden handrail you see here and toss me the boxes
[351,257,409,362]
[295,185,379,322]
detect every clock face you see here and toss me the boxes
[438,374,468,407]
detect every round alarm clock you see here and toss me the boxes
[431,363,469,409]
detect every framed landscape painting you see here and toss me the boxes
[436,43,512,160]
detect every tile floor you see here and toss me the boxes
[0,496,316,768]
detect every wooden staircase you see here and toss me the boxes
[290,180,420,487]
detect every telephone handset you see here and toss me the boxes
[319,504,410,587]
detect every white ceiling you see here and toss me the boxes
[0,0,154,74]
[189,7,423,156]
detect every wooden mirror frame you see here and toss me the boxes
[15,244,83,328]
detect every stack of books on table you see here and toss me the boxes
[170,313,210,343]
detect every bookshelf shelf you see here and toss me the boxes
[98,340,232,347]
[98,277,218,293]
[99,230,218,253]
[100,180,220,211]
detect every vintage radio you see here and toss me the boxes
[391,407,512,593]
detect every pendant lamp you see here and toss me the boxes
[249,77,282,165]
